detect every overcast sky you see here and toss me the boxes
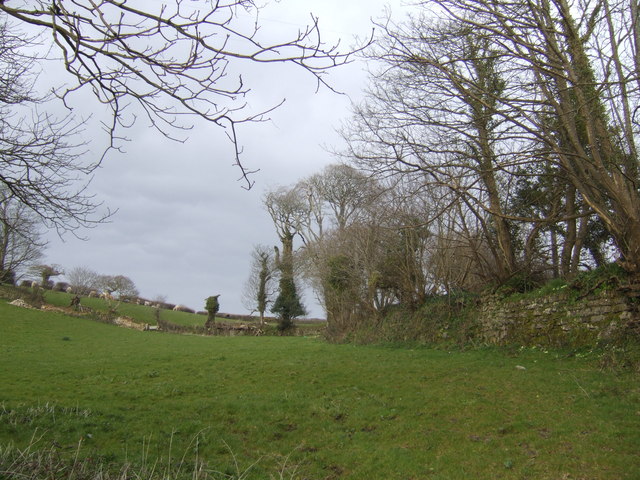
[40,0,411,318]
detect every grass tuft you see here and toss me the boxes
[0,433,304,480]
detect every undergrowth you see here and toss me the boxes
[0,284,46,308]
[500,263,630,303]
[343,293,480,348]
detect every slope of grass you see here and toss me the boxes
[43,290,212,327]
[1,299,638,479]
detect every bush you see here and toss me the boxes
[21,285,46,308]
[569,262,628,297]
[205,295,220,321]
[336,293,480,347]
[53,282,70,292]
[494,273,542,296]
[173,305,195,314]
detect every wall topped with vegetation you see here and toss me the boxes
[338,267,640,352]
[478,289,639,348]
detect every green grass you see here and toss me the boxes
[43,290,215,327]
[1,299,638,479]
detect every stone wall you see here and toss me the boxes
[478,290,638,347]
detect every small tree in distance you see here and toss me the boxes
[205,295,221,331]
[30,264,63,289]
[98,275,139,300]
[0,189,46,285]
[66,266,100,295]
[243,245,276,325]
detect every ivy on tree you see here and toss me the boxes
[205,295,221,330]
[271,276,306,332]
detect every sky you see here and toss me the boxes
[37,0,412,318]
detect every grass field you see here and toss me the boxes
[1,299,639,479]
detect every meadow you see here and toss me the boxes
[1,299,639,479]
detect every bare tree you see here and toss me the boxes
[305,164,380,233]
[296,164,380,303]
[66,266,100,295]
[0,1,370,188]
[264,185,307,264]
[98,274,139,300]
[343,16,524,283]
[309,202,416,337]
[0,188,46,284]
[242,244,276,325]
[267,167,384,329]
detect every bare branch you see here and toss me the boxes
[0,1,372,185]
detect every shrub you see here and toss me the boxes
[173,305,195,314]
[21,285,46,308]
[53,281,70,292]
[569,262,628,297]
[494,273,542,296]
[205,295,220,321]
[271,277,306,332]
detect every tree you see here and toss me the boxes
[243,245,276,325]
[343,16,523,284]
[0,189,46,284]
[309,226,373,339]
[30,264,63,289]
[271,273,307,331]
[0,1,369,189]
[292,164,382,327]
[301,164,380,235]
[419,0,640,274]
[66,266,100,295]
[379,214,432,308]
[264,185,308,330]
[205,295,220,329]
[509,162,614,277]
[342,0,640,286]
[264,186,307,260]
[98,274,139,300]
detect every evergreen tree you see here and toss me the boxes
[271,275,306,332]
[205,295,220,330]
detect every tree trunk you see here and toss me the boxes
[571,211,589,275]
[561,185,577,278]
[551,230,560,278]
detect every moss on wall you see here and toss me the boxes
[478,290,637,348]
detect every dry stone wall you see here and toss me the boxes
[478,290,638,347]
